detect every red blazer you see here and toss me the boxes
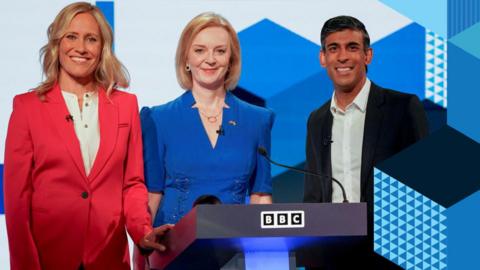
[4,84,152,270]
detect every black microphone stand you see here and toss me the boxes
[258,147,349,203]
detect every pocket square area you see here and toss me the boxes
[118,123,129,128]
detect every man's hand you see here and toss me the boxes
[139,224,174,252]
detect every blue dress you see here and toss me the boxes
[140,91,274,226]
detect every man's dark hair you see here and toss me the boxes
[321,15,370,52]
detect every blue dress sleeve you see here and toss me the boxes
[140,107,166,192]
[250,110,275,194]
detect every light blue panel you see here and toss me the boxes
[369,23,426,99]
[447,42,480,143]
[245,251,291,270]
[374,168,448,270]
[449,21,480,59]
[446,190,480,269]
[380,0,447,38]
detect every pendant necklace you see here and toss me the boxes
[198,108,222,123]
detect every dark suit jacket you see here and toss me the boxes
[304,82,428,209]
[303,82,428,269]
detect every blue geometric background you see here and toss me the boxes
[238,20,430,176]
[374,169,447,270]
[425,29,447,108]
[374,124,480,269]
[448,41,480,143]
[238,19,324,176]
[235,1,479,269]
[448,0,480,38]
[446,190,480,270]
[1,1,479,269]
[367,0,480,268]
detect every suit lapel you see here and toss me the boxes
[88,89,118,181]
[320,106,333,201]
[360,83,385,201]
[321,110,333,178]
[45,84,87,179]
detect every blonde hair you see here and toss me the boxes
[36,2,129,96]
[175,12,241,91]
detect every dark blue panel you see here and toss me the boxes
[272,162,305,203]
[232,87,266,107]
[447,42,480,143]
[422,99,447,134]
[369,23,425,99]
[238,19,321,99]
[0,164,3,214]
[377,125,480,207]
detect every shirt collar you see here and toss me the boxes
[330,78,371,114]
[61,90,98,100]
[180,90,234,109]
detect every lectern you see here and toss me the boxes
[149,203,367,270]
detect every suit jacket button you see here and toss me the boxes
[81,191,89,199]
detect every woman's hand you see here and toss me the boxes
[138,224,174,251]
[250,193,273,204]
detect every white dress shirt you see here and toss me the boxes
[62,90,100,175]
[330,79,371,203]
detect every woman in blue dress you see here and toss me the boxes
[140,12,274,228]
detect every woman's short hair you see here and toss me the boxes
[36,1,129,96]
[175,12,241,91]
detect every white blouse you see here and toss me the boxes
[61,90,100,175]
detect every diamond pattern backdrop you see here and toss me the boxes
[374,168,447,270]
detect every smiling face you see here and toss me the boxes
[320,29,372,94]
[187,26,231,91]
[58,12,102,86]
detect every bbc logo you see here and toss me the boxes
[261,210,305,228]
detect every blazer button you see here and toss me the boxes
[81,191,89,199]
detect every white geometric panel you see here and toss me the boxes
[425,30,448,108]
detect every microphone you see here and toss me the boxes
[323,135,333,146]
[257,147,349,203]
[65,115,74,122]
[216,125,225,136]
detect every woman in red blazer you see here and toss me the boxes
[3,2,171,270]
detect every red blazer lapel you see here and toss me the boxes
[88,89,118,181]
[44,84,87,179]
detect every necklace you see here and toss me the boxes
[198,108,222,123]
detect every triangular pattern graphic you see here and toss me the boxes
[374,168,448,270]
[425,29,448,108]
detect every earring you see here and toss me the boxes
[185,64,191,72]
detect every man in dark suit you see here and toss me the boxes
[303,16,428,269]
